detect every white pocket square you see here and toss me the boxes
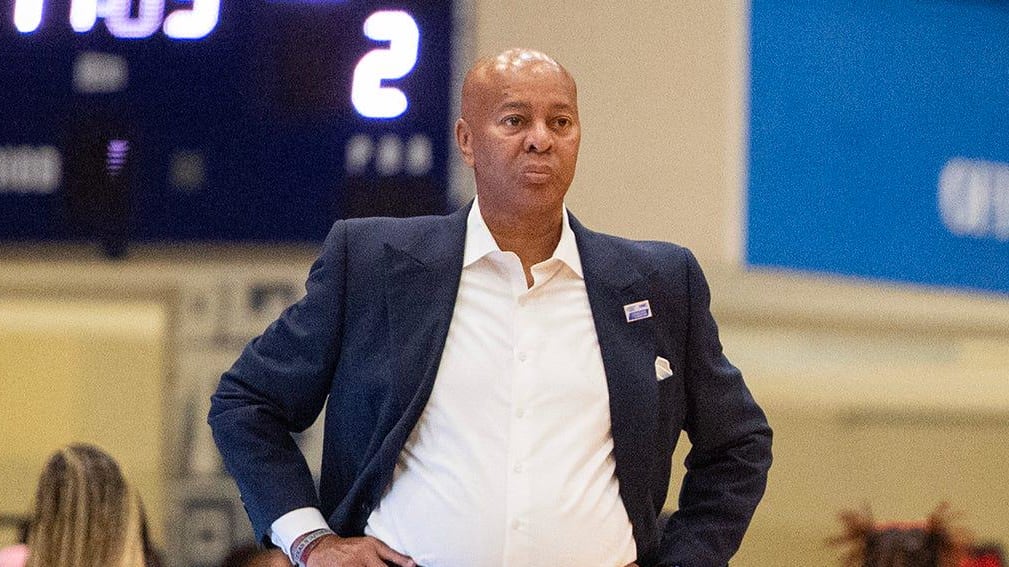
[655,356,673,381]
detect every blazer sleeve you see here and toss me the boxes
[656,249,773,567]
[208,220,348,543]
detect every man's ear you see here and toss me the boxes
[455,118,475,167]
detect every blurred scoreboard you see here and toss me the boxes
[0,0,458,249]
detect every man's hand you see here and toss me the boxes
[306,534,416,567]
[623,563,639,567]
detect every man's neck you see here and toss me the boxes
[479,201,564,287]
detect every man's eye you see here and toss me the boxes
[554,117,571,129]
[503,116,522,127]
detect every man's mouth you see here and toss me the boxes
[521,168,552,183]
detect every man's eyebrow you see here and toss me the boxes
[495,101,577,113]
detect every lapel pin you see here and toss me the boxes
[623,300,652,322]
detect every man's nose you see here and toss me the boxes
[524,121,553,153]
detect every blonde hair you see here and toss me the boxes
[25,444,149,567]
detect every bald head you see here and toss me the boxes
[461,48,577,122]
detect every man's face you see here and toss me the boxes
[456,59,581,217]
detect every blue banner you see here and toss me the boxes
[747,0,1009,294]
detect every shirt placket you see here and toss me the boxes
[503,254,538,566]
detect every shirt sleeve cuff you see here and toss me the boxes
[270,507,331,560]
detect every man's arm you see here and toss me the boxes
[658,249,773,566]
[208,221,348,544]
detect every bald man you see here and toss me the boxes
[210,49,772,567]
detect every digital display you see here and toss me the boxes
[0,0,457,250]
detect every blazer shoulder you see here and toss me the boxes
[585,228,697,275]
[342,212,452,238]
[600,232,689,256]
[571,213,690,261]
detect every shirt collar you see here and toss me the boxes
[463,197,584,278]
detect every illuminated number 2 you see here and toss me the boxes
[351,11,419,119]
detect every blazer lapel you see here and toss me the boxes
[571,214,658,530]
[384,204,470,426]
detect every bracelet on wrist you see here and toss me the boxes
[297,534,330,567]
[291,528,335,567]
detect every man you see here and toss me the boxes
[210,48,772,567]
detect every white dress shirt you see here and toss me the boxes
[272,200,636,566]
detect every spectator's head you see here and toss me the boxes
[831,503,971,567]
[25,443,149,567]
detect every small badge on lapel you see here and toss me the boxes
[623,300,652,322]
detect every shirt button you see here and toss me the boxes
[517,352,527,362]
[511,519,522,530]
[515,408,525,418]
[513,463,523,473]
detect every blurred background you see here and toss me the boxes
[1,1,1007,565]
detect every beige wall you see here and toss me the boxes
[469,1,747,265]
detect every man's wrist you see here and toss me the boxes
[291,528,336,567]
[270,507,331,559]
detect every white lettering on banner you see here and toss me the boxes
[938,158,1009,241]
[0,145,62,194]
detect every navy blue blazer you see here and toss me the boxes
[209,203,771,567]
